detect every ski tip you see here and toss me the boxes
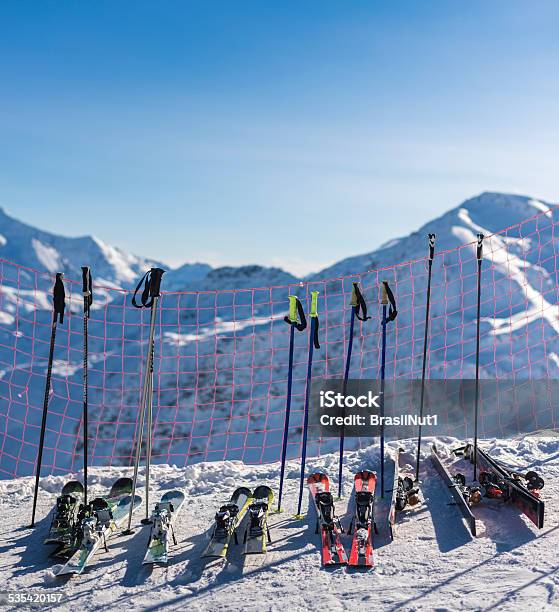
[293,513,306,520]
[273,507,284,514]
[121,528,135,536]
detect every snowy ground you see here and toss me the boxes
[1,436,558,611]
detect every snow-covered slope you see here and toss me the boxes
[1,436,557,610]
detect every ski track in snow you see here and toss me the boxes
[0,437,558,611]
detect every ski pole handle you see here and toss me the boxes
[476,233,484,261]
[351,283,358,307]
[81,266,93,318]
[53,273,66,324]
[284,295,307,331]
[149,268,165,298]
[381,281,388,305]
[310,291,319,318]
[287,295,299,323]
[428,233,436,261]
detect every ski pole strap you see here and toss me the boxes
[351,282,370,322]
[132,268,166,309]
[428,233,436,261]
[284,295,307,332]
[381,281,397,323]
[476,233,484,261]
[81,266,93,318]
[53,273,66,324]
[310,291,320,349]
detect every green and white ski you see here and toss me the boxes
[56,477,141,576]
[143,490,185,565]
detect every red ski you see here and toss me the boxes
[348,470,376,567]
[307,473,347,566]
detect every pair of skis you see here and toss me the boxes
[432,443,545,537]
[308,471,376,568]
[202,485,274,558]
[55,477,141,576]
[462,443,544,528]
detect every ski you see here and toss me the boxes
[348,471,376,567]
[307,473,347,566]
[462,443,544,528]
[202,487,252,558]
[143,490,185,565]
[388,448,420,540]
[56,477,141,576]
[44,481,84,557]
[431,444,478,536]
[243,486,273,555]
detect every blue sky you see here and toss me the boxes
[0,1,558,276]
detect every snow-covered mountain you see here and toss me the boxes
[311,192,554,280]
[0,191,557,479]
[0,207,166,287]
[0,207,219,290]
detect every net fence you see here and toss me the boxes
[0,207,558,478]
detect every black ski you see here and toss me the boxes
[431,444,478,536]
[44,481,84,557]
[462,443,544,529]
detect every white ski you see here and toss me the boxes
[143,490,185,565]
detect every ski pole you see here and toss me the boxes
[277,295,307,513]
[415,234,435,482]
[295,291,320,517]
[337,282,369,498]
[31,273,66,527]
[125,267,165,533]
[379,280,397,498]
[142,339,155,525]
[473,234,484,481]
[81,266,93,506]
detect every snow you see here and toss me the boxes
[1,436,558,611]
[31,238,62,273]
[0,310,14,325]
[164,316,273,345]
[91,236,147,285]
